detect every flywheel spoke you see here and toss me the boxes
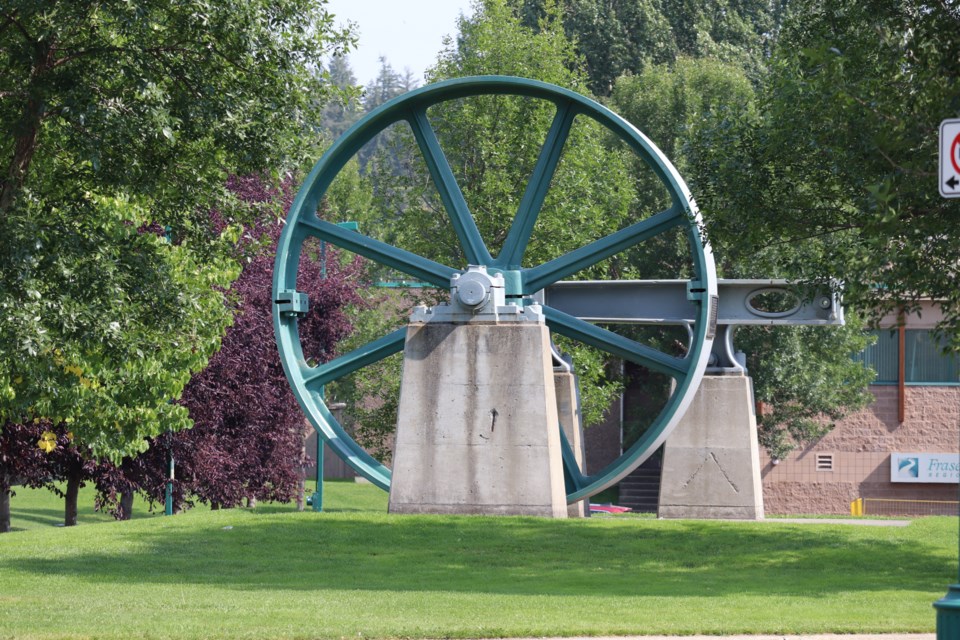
[497,100,577,269]
[523,205,684,292]
[302,328,407,388]
[408,107,493,265]
[298,215,456,288]
[558,427,586,493]
[543,305,688,379]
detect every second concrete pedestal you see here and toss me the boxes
[555,370,587,517]
[658,374,764,520]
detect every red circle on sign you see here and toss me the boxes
[952,134,960,174]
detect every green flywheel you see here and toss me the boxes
[273,76,717,503]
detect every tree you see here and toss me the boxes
[521,0,676,95]
[322,55,364,140]
[95,175,364,514]
[738,321,875,460]
[692,0,960,347]
[0,421,100,530]
[0,422,62,532]
[364,57,406,111]
[329,0,648,454]
[0,0,354,459]
[656,0,778,77]
[609,55,874,457]
[354,57,414,172]
[519,0,782,96]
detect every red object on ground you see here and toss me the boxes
[589,504,632,514]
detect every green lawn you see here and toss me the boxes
[0,481,956,639]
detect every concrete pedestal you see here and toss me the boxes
[658,374,764,520]
[555,370,588,517]
[389,321,568,517]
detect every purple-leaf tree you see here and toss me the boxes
[97,175,364,515]
[0,422,53,533]
[0,422,93,531]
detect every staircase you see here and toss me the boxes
[617,465,662,513]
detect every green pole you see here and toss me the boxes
[164,443,174,516]
[933,419,960,637]
[313,234,327,513]
[310,221,356,513]
[312,385,325,512]
[162,228,173,517]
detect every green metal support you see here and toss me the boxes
[311,386,325,512]
[164,445,174,516]
[311,220,360,512]
[408,108,491,266]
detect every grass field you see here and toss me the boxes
[0,481,956,639]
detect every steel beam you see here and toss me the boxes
[543,279,843,373]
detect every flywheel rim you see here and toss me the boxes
[273,76,717,503]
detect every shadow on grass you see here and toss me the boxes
[7,507,69,526]
[8,505,159,527]
[3,514,953,598]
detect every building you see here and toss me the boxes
[761,302,960,514]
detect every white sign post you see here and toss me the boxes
[940,118,960,198]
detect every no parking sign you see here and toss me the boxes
[941,118,960,198]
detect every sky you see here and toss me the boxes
[325,0,476,87]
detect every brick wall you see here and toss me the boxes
[762,385,960,514]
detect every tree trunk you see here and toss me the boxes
[118,490,134,521]
[0,467,10,533]
[297,435,306,512]
[64,469,81,527]
[0,488,10,534]
[0,43,52,214]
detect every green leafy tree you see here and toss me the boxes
[322,55,364,140]
[738,320,875,460]
[694,0,960,346]
[0,195,237,460]
[610,55,875,456]
[520,0,782,95]
[331,0,651,451]
[0,0,354,459]
[521,0,677,95]
[656,0,778,77]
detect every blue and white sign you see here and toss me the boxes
[891,453,960,483]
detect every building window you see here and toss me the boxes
[905,330,960,383]
[856,329,960,385]
[857,330,898,383]
[816,453,834,471]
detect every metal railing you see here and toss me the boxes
[851,497,959,517]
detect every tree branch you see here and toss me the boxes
[1,41,54,214]
[0,11,32,42]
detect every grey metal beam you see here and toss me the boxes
[542,279,842,327]
[542,279,843,374]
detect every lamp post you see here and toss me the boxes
[164,436,174,516]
